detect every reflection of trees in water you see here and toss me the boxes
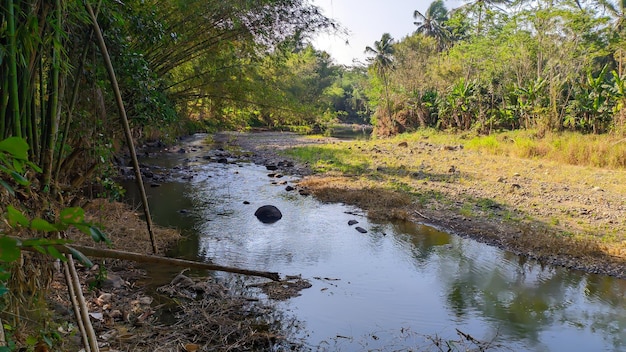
[438,242,626,348]
[386,220,451,264]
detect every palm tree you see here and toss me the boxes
[597,0,626,75]
[365,33,395,128]
[413,0,451,50]
[461,0,512,35]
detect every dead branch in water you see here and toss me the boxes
[21,243,281,281]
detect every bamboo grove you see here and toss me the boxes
[365,0,626,136]
[0,0,336,195]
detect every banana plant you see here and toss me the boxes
[609,70,626,131]
[565,65,614,133]
[441,78,477,130]
[513,77,547,129]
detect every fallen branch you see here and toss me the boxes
[413,210,431,220]
[22,244,281,281]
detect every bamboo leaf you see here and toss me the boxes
[46,246,66,261]
[0,237,21,262]
[0,137,29,160]
[6,206,29,227]
[60,207,85,224]
[27,161,42,173]
[10,171,29,186]
[21,238,69,247]
[0,180,15,196]
[67,247,93,268]
[30,218,60,232]
[74,224,90,237]
[89,226,110,244]
[12,158,24,173]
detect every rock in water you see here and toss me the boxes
[355,227,367,234]
[254,205,282,224]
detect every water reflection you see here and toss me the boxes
[125,137,626,351]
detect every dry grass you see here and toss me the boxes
[461,130,626,169]
[71,199,181,254]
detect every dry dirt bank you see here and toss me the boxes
[220,131,626,278]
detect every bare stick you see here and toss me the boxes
[63,259,91,352]
[67,255,99,352]
[22,244,281,281]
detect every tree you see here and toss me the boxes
[597,0,626,75]
[365,33,396,133]
[125,0,337,124]
[413,0,452,50]
[460,0,512,35]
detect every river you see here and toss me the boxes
[124,134,626,351]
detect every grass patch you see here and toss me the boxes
[285,145,370,174]
[459,203,474,217]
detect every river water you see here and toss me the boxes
[125,134,626,351]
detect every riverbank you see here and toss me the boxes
[220,131,626,278]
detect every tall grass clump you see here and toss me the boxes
[460,130,626,170]
[465,135,502,154]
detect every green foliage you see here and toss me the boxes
[0,137,109,301]
[284,145,370,174]
[364,1,626,136]
[0,137,41,195]
[88,264,108,291]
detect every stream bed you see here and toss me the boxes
[124,134,626,351]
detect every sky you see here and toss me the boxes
[311,0,464,66]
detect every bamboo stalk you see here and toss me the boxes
[41,0,64,192]
[85,1,159,254]
[54,0,102,185]
[0,78,8,138]
[6,0,22,137]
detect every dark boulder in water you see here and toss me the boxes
[254,205,282,224]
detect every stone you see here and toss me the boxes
[398,141,408,147]
[348,220,358,226]
[254,205,282,224]
[355,227,367,234]
[285,185,295,191]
